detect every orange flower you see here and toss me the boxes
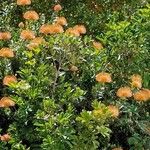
[56,17,67,26]
[0,32,11,40]
[108,105,119,118]
[93,41,103,50]
[39,24,64,34]
[69,65,78,72]
[65,28,80,36]
[53,4,62,11]
[133,89,150,102]
[23,11,39,21]
[131,81,142,89]
[116,87,132,99]
[131,74,142,82]
[0,48,14,58]
[18,22,25,28]
[73,25,86,34]
[131,74,142,88]
[112,147,123,150]
[0,134,11,142]
[20,30,35,40]
[3,75,17,86]
[17,0,31,5]
[0,97,15,107]
[27,37,45,50]
[96,72,112,83]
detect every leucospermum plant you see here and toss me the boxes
[0,1,149,150]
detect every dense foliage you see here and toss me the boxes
[0,0,149,149]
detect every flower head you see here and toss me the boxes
[0,32,11,40]
[39,24,64,34]
[53,4,62,11]
[0,48,14,58]
[3,75,17,86]
[131,74,142,88]
[17,0,31,5]
[20,30,35,40]
[108,105,119,118]
[116,87,132,99]
[73,25,86,34]
[65,28,80,36]
[23,11,39,21]
[56,17,67,26]
[0,97,15,107]
[27,37,45,50]
[96,72,112,83]
[0,134,11,142]
[133,89,150,102]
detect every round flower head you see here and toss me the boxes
[23,11,39,21]
[0,48,14,58]
[131,74,142,82]
[56,17,67,26]
[116,87,132,99]
[96,72,112,83]
[69,65,78,72]
[3,75,17,86]
[65,28,80,36]
[39,24,64,34]
[53,4,62,11]
[108,105,119,118]
[0,32,11,40]
[131,74,142,88]
[0,134,11,142]
[17,0,31,5]
[133,89,150,102]
[93,41,103,50]
[27,37,45,50]
[73,25,86,34]
[18,22,25,28]
[20,30,35,40]
[0,97,15,107]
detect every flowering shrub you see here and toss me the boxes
[0,1,150,150]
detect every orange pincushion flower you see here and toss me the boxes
[27,37,45,50]
[96,72,112,83]
[0,32,11,40]
[133,89,150,102]
[65,28,80,36]
[18,22,25,28]
[73,25,86,34]
[0,97,15,107]
[131,74,142,88]
[116,87,132,99]
[39,24,64,34]
[0,48,14,58]
[131,81,142,89]
[54,4,62,11]
[93,41,103,49]
[17,0,31,5]
[131,74,142,82]
[56,17,67,26]
[0,134,11,142]
[20,30,35,40]
[108,105,119,118]
[3,75,17,86]
[23,11,39,21]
